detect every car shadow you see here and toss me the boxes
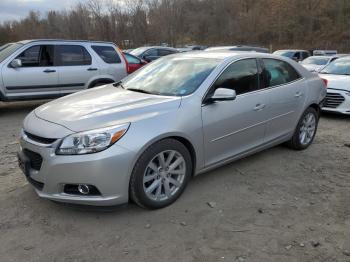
[321,111,350,121]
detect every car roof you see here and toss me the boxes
[16,39,117,45]
[173,50,287,61]
[138,46,178,50]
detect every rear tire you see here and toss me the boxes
[287,107,319,150]
[129,139,192,209]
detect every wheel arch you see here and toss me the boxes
[88,78,115,89]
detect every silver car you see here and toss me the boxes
[0,40,128,102]
[18,52,326,209]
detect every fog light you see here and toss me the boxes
[77,184,90,195]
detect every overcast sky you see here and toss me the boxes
[0,0,90,23]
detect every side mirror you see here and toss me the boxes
[10,59,22,68]
[207,88,236,103]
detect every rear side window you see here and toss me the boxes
[16,45,54,67]
[91,46,121,64]
[212,59,259,96]
[56,45,91,66]
[262,58,301,87]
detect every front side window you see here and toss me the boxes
[16,45,40,67]
[15,45,54,67]
[122,56,220,96]
[143,49,158,57]
[211,59,259,96]
[262,58,301,87]
[56,45,91,66]
[91,45,121,64]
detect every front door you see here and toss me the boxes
[202,58,269,167]
[2,45,59,97]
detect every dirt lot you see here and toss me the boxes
[0,101,349,262]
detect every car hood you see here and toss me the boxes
[318,74,350,91]
[34,85,181,132]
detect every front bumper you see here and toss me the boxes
[18,136,135,206]
[322,89,350,115]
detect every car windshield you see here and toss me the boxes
[302,57,330,65]
[130,47,150,57]
[122,56,220,96]
[320,57,350,75]
[0,43,23,63]
[273,51,295,58]
[0,43,12,51]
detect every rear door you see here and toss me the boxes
[202,58,270,166]
[2,45,59,96]
[260,58,307,142]
[55,44,98,94]
[91,45,127,81]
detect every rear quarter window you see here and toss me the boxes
[262,58,301,87]
[91,45,121,64]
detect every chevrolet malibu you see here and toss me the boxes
[18,52,326,209]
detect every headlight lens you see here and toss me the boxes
[56,123,130,155]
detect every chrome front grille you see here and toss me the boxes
[323,93,345,108]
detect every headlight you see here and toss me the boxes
[56,123,130,155]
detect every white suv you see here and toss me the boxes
[0,40,128,101]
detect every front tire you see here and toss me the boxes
[287,107,319,150]
[129,139,192,209]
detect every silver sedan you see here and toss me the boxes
[18,52,326,209]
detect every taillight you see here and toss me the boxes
[117,47,131,74]
[321,78,328,87]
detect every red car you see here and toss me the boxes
[122,52,148,74]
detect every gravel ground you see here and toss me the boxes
[0,101,349,262]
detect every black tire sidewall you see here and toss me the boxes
[130,139,192,209]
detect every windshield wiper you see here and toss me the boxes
[113,81,125,89]
[126,88,158,95]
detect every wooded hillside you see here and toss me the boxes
[1,0,349,51]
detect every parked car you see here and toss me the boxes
[0,39,128,102]
[273,50,310,62]
[319,56,350,114]
[18,52,325,208]
[205,45,269,53]
[301,55,339,72]
[123,52,147,74]
[129,46,179,62]
[313,50,337,56]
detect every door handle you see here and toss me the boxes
[295,92,303,98]
[43,69,56,73]
[253,104,266,111]
[87,68,98,71]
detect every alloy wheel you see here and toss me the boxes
[299,112,316,146]
[143,150,186,202]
